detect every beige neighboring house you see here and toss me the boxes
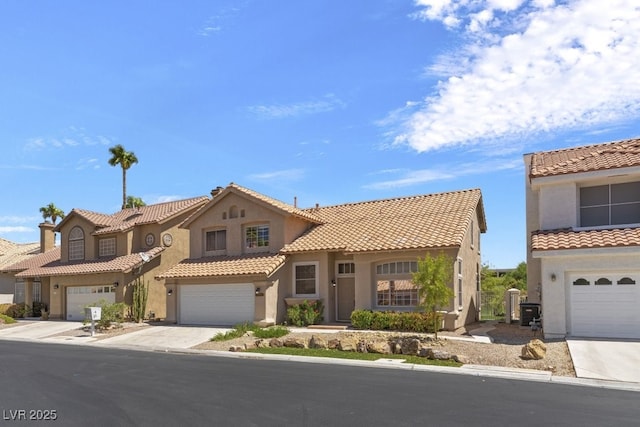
[525,138,640,339]
[159,183,486,328]
[1,197,208,320]
[0,238,40,304]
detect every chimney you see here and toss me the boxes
[294,196,297,208]
[39,222,55,253]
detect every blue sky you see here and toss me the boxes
[1,0,639,268]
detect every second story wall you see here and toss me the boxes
[538,182,578,230]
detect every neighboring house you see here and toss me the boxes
[159,183,486,329]
[0,238,40,304]
[525,138,640,339]
[1,197,208,320]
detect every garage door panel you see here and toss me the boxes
[179,284,254,326]
[570,273,640,339]
[66,286,116,321]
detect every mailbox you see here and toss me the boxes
[85,306,102,321]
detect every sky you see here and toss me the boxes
[1,0,639,268]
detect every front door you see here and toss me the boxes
[336,277,355,322]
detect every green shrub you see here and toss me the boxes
[211,322,257,341]
[32,301,48,317]
[371,311,395,330]
[0,313,16,324]
[4,303,31,318]
[350,310,374,329]
[84,299,127,330]
[286,300,324,327]
[0,303,14,316]
[253,325,289,339]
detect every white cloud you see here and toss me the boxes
[0,216,39,224]
[365,157,521,189]
[248,169,304,181]
[398,0,640,152]
[248,94,346,119]
[25,127,113,150]
[0,226,32,233]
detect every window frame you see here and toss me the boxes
[98,237,116,257]
[579,182,640,227]
[204,228,227,253]
[68,226,85,261]
[293,261,319,297]
[375,261,419,308]
[457,257,463,309]
[245,224,269,250]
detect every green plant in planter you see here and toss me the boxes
[286,300,324,327]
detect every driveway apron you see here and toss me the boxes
[0,320,81,340]
[567,339,640,383]
[94,325,230,349]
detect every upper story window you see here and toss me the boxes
[99,237,116,257]
[205,229,227,252]
[580,182,640,227]
[245,225,269,249]
[68,226,85,261]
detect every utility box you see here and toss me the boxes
[85,307,102,321]
[520,302,540,327]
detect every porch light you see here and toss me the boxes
[113,282,119,287]
[167,289,173,296]
[53,284,59,290]
[550,273,556,282]
[255,287,261,296]
[331,280,336,287]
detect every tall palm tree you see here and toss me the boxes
[39,202,65,224]
[125,195,146,209]
[108,144,139,210]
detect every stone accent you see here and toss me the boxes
[327,339,340,350]
[367,341,392,354]
[338,338,358,352]
[309,335,328,349]
[521,339,547,360]
[283,336,307,348]
[453,354,470,364]
[356,340,367,353]
[229,345,244,352]
[269,338,283,347]
[400,338,421,356]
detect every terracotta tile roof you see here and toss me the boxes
[10,247,165,278]
[57,196,210,235]
[0,238,40,270]
[282,188,485,253]
[158,253,286,279]
[529,137,640,178]
[531,228,640,251]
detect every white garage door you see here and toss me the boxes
[570,273,640,339]
[67,285,116,321]
[179,284,255,326]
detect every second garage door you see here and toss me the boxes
[570,273,640,339]
[179,284,255,326]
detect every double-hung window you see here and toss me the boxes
[205,229,227,252]
[294,262,318,296]
[245,225,269,249]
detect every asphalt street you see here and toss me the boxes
[1,341,638,427]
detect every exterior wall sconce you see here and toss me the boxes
[53,284,59,289]
[331,280,336,287]
[255,287,262,296]
[167,289,173,296]
[550,273,556,282]
[113,282,119,287]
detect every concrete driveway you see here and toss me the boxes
[94,325,231,350]
[567,339,640,383]
[0,320,80,340]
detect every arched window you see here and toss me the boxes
[617,277,636,285]
[572,278,590,286]
[68,226,85,261]
[595,277,612,285]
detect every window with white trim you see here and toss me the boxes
[294,262,318,296]
[376,261,419,307]
[245,225,269,249]
[580,182,640,227]
[99,237,116,257]
[68,226,85,261]
[205,229,227,252]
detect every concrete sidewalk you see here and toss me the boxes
[567,339,640,383]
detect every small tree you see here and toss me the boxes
[413,252,454,339]
[131,276,149,323]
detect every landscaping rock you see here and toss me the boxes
[356,340,368,353]
[309,335,328,349]
[229,345,244,352]
[284,336,307,348]
[338,338,358,352]
[327,338,340,350]
[269,338,283,348]
[367,340,392,354]
[401,338,421,356]
[521,339,547,360]
[244,341,257,350]
[453,354,470,364]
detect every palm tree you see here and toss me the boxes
[108,144,139,210]
[125,195,146,209]
[39,202,65,224]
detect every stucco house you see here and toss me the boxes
[1,197,208,320]
[525,138,640,339]
[0,238,40,304]
[159,183,486,329]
